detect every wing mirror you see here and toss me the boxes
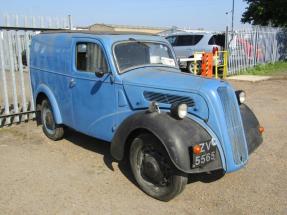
[95,68,105,78]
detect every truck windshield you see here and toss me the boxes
[114,41,176,73]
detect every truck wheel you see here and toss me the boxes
[187,61,202,75]
[41,99,64,141]
[129,133,187,201]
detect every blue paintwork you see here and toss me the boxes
[34,84,63,124]
[199,81,249,172]
[30,32,251,173]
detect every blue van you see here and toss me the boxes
[30,31,263,201]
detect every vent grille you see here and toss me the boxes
[217,87,248,164]
[143,91,195,107]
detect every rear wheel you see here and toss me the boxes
[129,133,187,201]
[41,99,64,140]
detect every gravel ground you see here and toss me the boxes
[0,78,286,215]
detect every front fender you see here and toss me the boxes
[111,111,223,173]
[240,104,263,154]
[35,84,63,124]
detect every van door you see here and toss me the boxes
[70,38,116,141]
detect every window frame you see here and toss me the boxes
[112,40,179,74]
[166,36,177,46]
[74,41,110,74]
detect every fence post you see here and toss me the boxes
[272,30,278,63]
[68,15,72,30]
[253,27,258,66]
[7,31,20,123]
[225,26,228,51]
[25,31,35,118]
[16,31,28,121]
[0,31,10,124]
[223,51,228,78]
[14,15,28,121]
[215,51,218,79]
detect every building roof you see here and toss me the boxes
[87,23,168,30]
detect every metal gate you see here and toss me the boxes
[0,15,71,127]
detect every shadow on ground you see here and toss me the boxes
[64,128,225,188]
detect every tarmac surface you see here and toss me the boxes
[226,75,271,82]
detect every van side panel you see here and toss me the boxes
[30,34,74,127]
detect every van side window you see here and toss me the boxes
[76,42,108,72]
[208,34,226,47]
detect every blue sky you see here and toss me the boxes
[2,0,249,30]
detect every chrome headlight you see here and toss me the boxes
[171,103,188,119]
[236,90,246,104]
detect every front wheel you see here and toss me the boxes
[129,133,187,201]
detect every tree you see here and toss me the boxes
[241,0,287,27]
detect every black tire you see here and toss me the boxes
[41,99,64,141]
[187,61,202,75]
[129,133,187,201]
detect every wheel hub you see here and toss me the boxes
[44,110,54,130]
[141,154,164,185]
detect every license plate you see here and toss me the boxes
[192,140,216,168]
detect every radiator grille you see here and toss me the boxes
[143,91,195,107]
[217,87,248,164]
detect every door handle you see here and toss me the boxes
[69,78,76,88]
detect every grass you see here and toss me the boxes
[241,61,287,76]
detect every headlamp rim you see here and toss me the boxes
[170,102,188,120]
[235,90,246,104]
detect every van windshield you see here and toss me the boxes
[114,41,176,73]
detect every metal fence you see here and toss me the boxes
[227,26,287,75]
[0,15,71,127]
[160,26,287,75]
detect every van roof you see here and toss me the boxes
[41,30,156,36]
[35,30,167,49]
